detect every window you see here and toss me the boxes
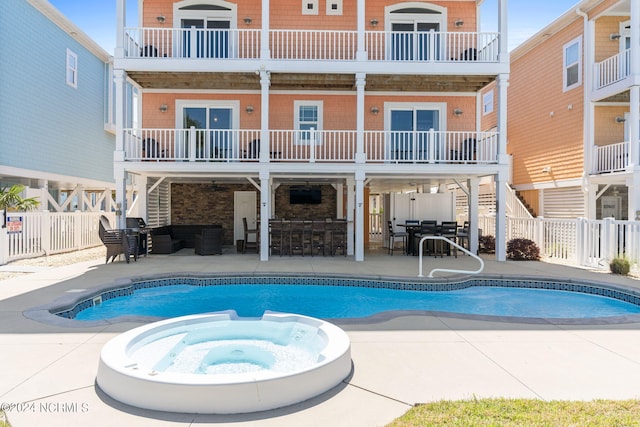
[66,49,78,88]
[302,0,318,15]
[563,37,581,91]
[483,90,494,115]
[294,101,322,144]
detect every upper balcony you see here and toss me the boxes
[122,27,500,64]
[123,128,498,165]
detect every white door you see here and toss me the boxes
[234,191,257,244]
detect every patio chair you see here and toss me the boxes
[98,215,137,263]
[194,227,223,255]
[242,217,258,253]
[388,221,408,255]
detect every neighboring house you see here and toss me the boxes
[0,0,116,212]
[113,0,510,261]
[508,0,640,221]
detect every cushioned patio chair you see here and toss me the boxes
[194,227,223,255]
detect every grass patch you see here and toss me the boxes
[387,398,640,427]
[0,410,10,427]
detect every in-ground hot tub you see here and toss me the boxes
[96,311,352,414]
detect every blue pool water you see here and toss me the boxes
[73,284,640,321]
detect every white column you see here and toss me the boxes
[261,0,270,59]
[115,0,125,58]
[495,172,507,261]
[39,180,49,212]
[346,177,355,255]
[498,0,509,63]
[260,70,271,162]
[115,168,127,229]
[627,173,640,221]
[496,74,508,157]
[355,73,366,164]
[629,85,639,170]
[468,177,479,254]
[114,68,128,228]
[259,170,270,260]
[137,175,148,220]
[354,171,365,261]
[356,0,366,61]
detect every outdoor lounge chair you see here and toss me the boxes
[98,215,137,263]
[194,227,223,255]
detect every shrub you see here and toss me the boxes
[506,238,540,261]
[610,257,630,275]
[478,235,495,254]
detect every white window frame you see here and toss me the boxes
[563,36,582,92]
[66,48,78,88]
[302,0,319,15]
[482,90,494,115]
[294,101,323,145]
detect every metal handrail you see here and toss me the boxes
[417,236,484,278]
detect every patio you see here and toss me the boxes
[1,251,640,427]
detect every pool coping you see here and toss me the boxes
[22,271,640,328]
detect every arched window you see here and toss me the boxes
[385,2,447,61]
[174,0,237,58]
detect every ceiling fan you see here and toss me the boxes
[209,180,227,191]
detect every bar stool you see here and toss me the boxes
[269,219,285,256]
[388,221,408,255]
[329,219,347,256]
[311,219,326,256]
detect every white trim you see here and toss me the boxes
[294,100,323,145]
[143,89,479,97]
[66,48,78,88]
[383,101,447,130]
[482,89,494,115]
[512,178,584,191]
[563,36,582,92]
[302,0,319,15]
[174,99,241,129]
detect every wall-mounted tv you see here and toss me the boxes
[289,186,322,204]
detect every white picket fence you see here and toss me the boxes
[479,215,640,272]
[1,211,115,264]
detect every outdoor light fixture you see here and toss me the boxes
[244,17,252,25]
[615,116,626,123]
[245,105,254,114]
[370,106,379,115]
[455,19,464,27]
[610,33,622,40]
[159,104,168,113]
[453,108,463,116]
[370,18,379,27]
[156,15,166,23]
[541,166,552,173]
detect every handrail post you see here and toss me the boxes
[418,235,485,277]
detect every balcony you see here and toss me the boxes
[593,141,630,174]
[593,49,630,91]
[123,27,500,63]
[123,128,498,164]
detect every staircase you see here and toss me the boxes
[506,184,534,218]
[514,190,537,217]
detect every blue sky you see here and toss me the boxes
[48,0,579,54]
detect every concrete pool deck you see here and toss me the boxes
[1,250,640,427]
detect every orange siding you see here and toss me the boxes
[595,16,629,62]
[594,106,627,146]
[508,19,585,187]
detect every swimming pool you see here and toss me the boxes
[35,274,640,325]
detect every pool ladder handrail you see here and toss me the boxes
[417,236,484,278]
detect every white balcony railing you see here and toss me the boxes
[122,28,500,63]
[269,30,357,60]
[124,27,261,59]
[594,49,630,90]
[123,128,498,164]
[365,31,500,62]
[593,141,629,174]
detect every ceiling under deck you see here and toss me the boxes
[127,72,495,92]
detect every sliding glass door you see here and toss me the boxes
[389,108,440,162]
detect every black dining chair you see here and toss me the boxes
[439,221,459,257]
[413,220,438,256]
